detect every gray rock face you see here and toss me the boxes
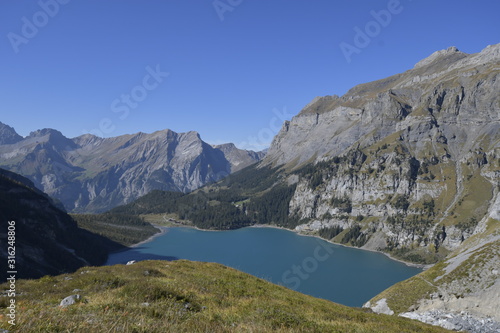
[365,298,394,315]
[0,128,263,212]
[263,43,500,254]
[213,143,266,173]
[265,44,500,168]
[0,122,22,145]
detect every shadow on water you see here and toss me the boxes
[106,246,179,265]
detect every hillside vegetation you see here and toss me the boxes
[0,260,450,332]
[72,213,159,247]
[109,164,303,230]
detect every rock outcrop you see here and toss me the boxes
[0,122,22,145]
[265,44,500,168]
[0,127,263,212]
[262,44,500,264]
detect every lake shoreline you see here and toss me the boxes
[250,224,431,269]
[130,225,169,248]
[139,222,430,270]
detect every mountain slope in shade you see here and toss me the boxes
[0,168,120,280]
[0,127,263,212]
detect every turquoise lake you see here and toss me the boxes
[106,226,422,307]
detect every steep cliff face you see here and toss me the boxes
[266,45,499,167]
[256,44,500,329]
[262,44,500,264]
[0,127,263,213]
[0,169,117,280]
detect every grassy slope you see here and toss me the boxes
[0,260,450,333]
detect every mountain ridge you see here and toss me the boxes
[0,124,264,212]
[264,43,500,167]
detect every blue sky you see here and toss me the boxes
[1,0,499,150]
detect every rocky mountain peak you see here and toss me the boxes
[181,130,202,141]
[214,143,266,172]
[28,128,64,137]
[213,143,237,151]
[463,43,500,67]
[265,43,500,167]
[0,121,23,145]
[414,46,465,69]
[72,133,104,147]
[0,125,264,212]
[481,43,500,58]
[27,128,78,150]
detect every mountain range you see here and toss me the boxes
[122,43,499,262]
[106,43,500,330]
[0,126,264,212]
[1,43,499,331]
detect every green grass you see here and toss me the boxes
[373,276,437,314]
[0,260,451,332]
[387,246,448,265]
[447,168,493,228]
